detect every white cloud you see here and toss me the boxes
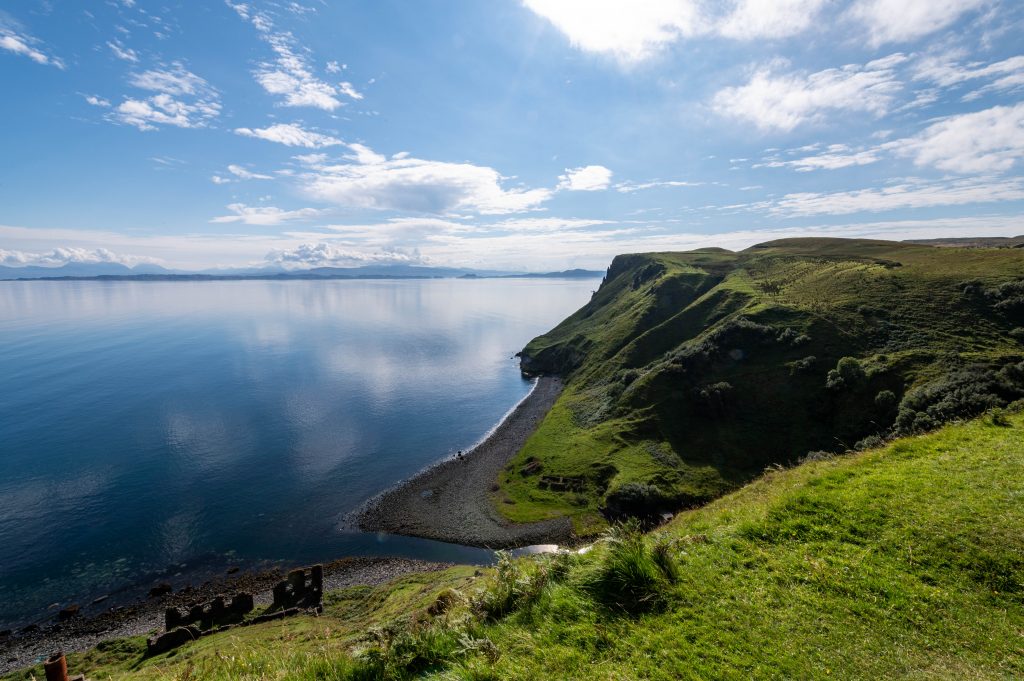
[717,0,827,40]
[129,63,209,96]
[0,27,65,69]
[265,243,425,269]
[84,94,111,107]
[227,3,346,111]
[756,146,881,172]
[211,203,325,226]
[712,57,903,132]
[768,177,1024,216]
[0,247,157,268]
[300,143,553,214]
[490,217,614,232]
[615,179,703,192]
[234,123,343,148]
[338,81,363,100]
[227,164,273,180]
[887,103,1024,174]
[558,165,613,191]
[107,39,138,62]
[109,94,221,131]
[211,175,231,185]
[913,54,1024,100]
[847,0,987,46]
[523,0,828,64]
[325,60,343,73]
[522,0,704,64]
[105,63,220,130]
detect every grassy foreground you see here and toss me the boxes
[9,410,1023,679]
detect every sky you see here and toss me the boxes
[1,0,1023,272]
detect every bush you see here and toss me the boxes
[585,523,677,614]
[987,408,1012,427]
[471,551,573,621]
[603,482,673,520]
[855,434,886,450]
[359,621,465,678]
[826,357,865,390]
[894,362,1024,434]
[875,390,897,411]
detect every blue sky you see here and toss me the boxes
[1,0,1023,271]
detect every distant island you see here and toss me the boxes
[0,262,604,281]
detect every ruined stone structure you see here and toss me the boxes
[271,565,323,611]
[146,564,324,657]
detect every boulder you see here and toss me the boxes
[147,625,200,656]
[148,583,173,599]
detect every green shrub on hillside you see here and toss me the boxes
[826,356,866,390]
[895,361,1024,434]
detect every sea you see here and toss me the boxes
[0,277,597,629]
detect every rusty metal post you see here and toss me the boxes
[44,652,68,681]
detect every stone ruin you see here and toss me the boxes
[147,564,323,656]
[164,592,254,631]
[272,564,323,611]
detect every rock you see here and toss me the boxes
[91,594,109,605]
[147,625,201,656]
[58,604,81,621]
[226,566,240,575]
[148,583,172,599]
[229,592,254,616]
[0,629,10,643]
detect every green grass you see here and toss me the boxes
[11,411,1023,679]
[506,238,1024,530]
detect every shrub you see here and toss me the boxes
[359,621,465,679]
[987,408,1012,427]
[894,362,1024,434]
[826,356,865,390]
[875,390,897,411]
[603,482,673,520]
[585,522,677,614]
[855,434,886,450]
[471,551,573,621]
[790,355,817,374]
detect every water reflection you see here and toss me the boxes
[0,278,597,627]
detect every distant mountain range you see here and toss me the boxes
[0,262,604,281]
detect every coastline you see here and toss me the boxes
[0,557,448,675]
[354,375,575,548]
[1,375,571,673]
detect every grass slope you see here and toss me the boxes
[502,238,1024,530]
[9,412,1023,679]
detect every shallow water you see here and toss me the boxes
[0,277,597,628]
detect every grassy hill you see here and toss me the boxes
[499,238,1024,531]
[9,411,1023,679]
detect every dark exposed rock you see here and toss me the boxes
[147,625,201,656]
[58,604,80,621]
[148,583,172,599]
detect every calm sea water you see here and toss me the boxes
[0,278,596,628]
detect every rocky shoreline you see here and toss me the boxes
[354,375,575,548]
[0,557,448,675]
